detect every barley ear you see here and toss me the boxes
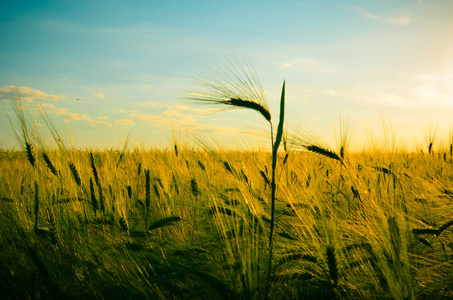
[326,245,339,287]
[305,145,342,163]
[26,142,36,167]
[42,152,57,176]
[69,162,81,186]
[119,216,129,232]
[190,177,200,197]
[148,216,182,231]
[47,209,59,245]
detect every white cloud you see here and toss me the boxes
[350,7,411,26]
[40,103,113,127]
[0,85,63,103]
[128,107,250,136]
[41,103,69,115]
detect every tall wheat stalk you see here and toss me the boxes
[187,52,285,298]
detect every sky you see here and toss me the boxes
[1,0,453,151]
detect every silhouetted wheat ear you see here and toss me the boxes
[119,216,128,232]
[326,245,339,286]
[190,177,200,197]
[42,152,57,176]
[137,162,142,176]
[188,54,271,124]
[69,162,81,186]
[25,142,36,167]
[153,184,160,199]
[412,228,440,235]
[229,98,271,122]
[373,166,394,176]
[197,160,206,171]
[305,145,342,162]
[47,209,59,244]
[127,185,132,199]
[223,161,233,173]
[240,169,248,184]
[90,152,100,187]
[148,216,182,231]
[260,170,270,186]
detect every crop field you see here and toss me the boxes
[1,135,453,299]
[1,59,453,299]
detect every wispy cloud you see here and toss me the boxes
[129,112,198,128]
[331,83,452,108]
[171,104,220,114]
[114,119,135,127]
[40,103,112,127]
[350,7,411,26]
[280,58,334,73]
[127,106,251,136]
[94,93,105,99]
[0,85,63,102]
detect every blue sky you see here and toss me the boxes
[1,0,453,151]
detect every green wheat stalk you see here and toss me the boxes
[187,53,285,298]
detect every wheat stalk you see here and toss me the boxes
[188,52,285,298]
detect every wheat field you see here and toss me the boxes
[1,60,453,299]
[1,134,453,299]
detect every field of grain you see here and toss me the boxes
[1,138,453,299]
[2,57,453,299]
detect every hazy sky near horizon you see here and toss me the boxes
[1,0,453,151]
